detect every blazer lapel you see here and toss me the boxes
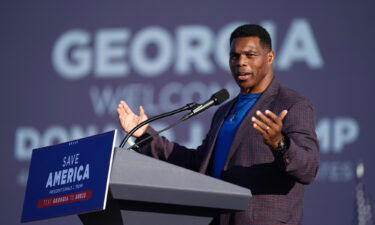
[199,97,236,173]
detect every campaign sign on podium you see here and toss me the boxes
[21,130,117,223]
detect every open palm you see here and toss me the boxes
[117,100,149,138]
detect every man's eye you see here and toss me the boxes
[246,53,255,57]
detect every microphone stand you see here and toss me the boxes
[127,102,212,150]
[119,103,198,148]
[126,115,186,151]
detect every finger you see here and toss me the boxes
[253,123,267,137]
[120,100,133,115]
[139,105,144,115]
[252,116,271,133]
[117,108,127,124]
[139,105,147,119]
[279,110,288,120]
[265,110,281,126]
[116,107,123,117]
[117,103,127,116]
[256,110,277,129]
[116,107,127,129]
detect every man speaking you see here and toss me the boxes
[117,24,319,225]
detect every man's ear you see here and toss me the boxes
[268,50,275,65]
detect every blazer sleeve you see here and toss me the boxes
[135,110,221,172]
[279,99,320,184]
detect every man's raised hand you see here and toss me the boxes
[251,109,288,150]
[116,100,149,138]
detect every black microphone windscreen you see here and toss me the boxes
[212,89,230,105]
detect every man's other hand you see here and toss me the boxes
[116,100,149,138]
[251,109,288,150]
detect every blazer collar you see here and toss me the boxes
[222,78,280,117]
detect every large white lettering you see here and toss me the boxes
[15,127,40,161]
[175,25,214,74]
[130,26,173,77]
[95,28,130,77]
[15,124,106,161]
[89,81,237,116]
[52,30,92,80]
[316,117,360,153]
[277,19,323,70]
[52,19,324,80]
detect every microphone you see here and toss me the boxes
[127,89,230,150]
[182,89,229,121]
[119,102,198,148]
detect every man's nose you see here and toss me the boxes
[237,55,247,66]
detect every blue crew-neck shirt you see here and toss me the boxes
[211,93,261,178]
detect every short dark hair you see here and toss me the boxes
[230,24,272,50]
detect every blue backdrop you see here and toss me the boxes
[1,1,374,224]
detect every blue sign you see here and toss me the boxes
[21,130,117,223]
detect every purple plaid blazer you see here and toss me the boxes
[138,79,320,225]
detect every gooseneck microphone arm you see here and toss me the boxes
[127,115,186,151]
[127,88,230,150]
[119,102,198,148]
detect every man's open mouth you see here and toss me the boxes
[236,73,252,81]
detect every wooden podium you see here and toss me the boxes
[79,148,251,225]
